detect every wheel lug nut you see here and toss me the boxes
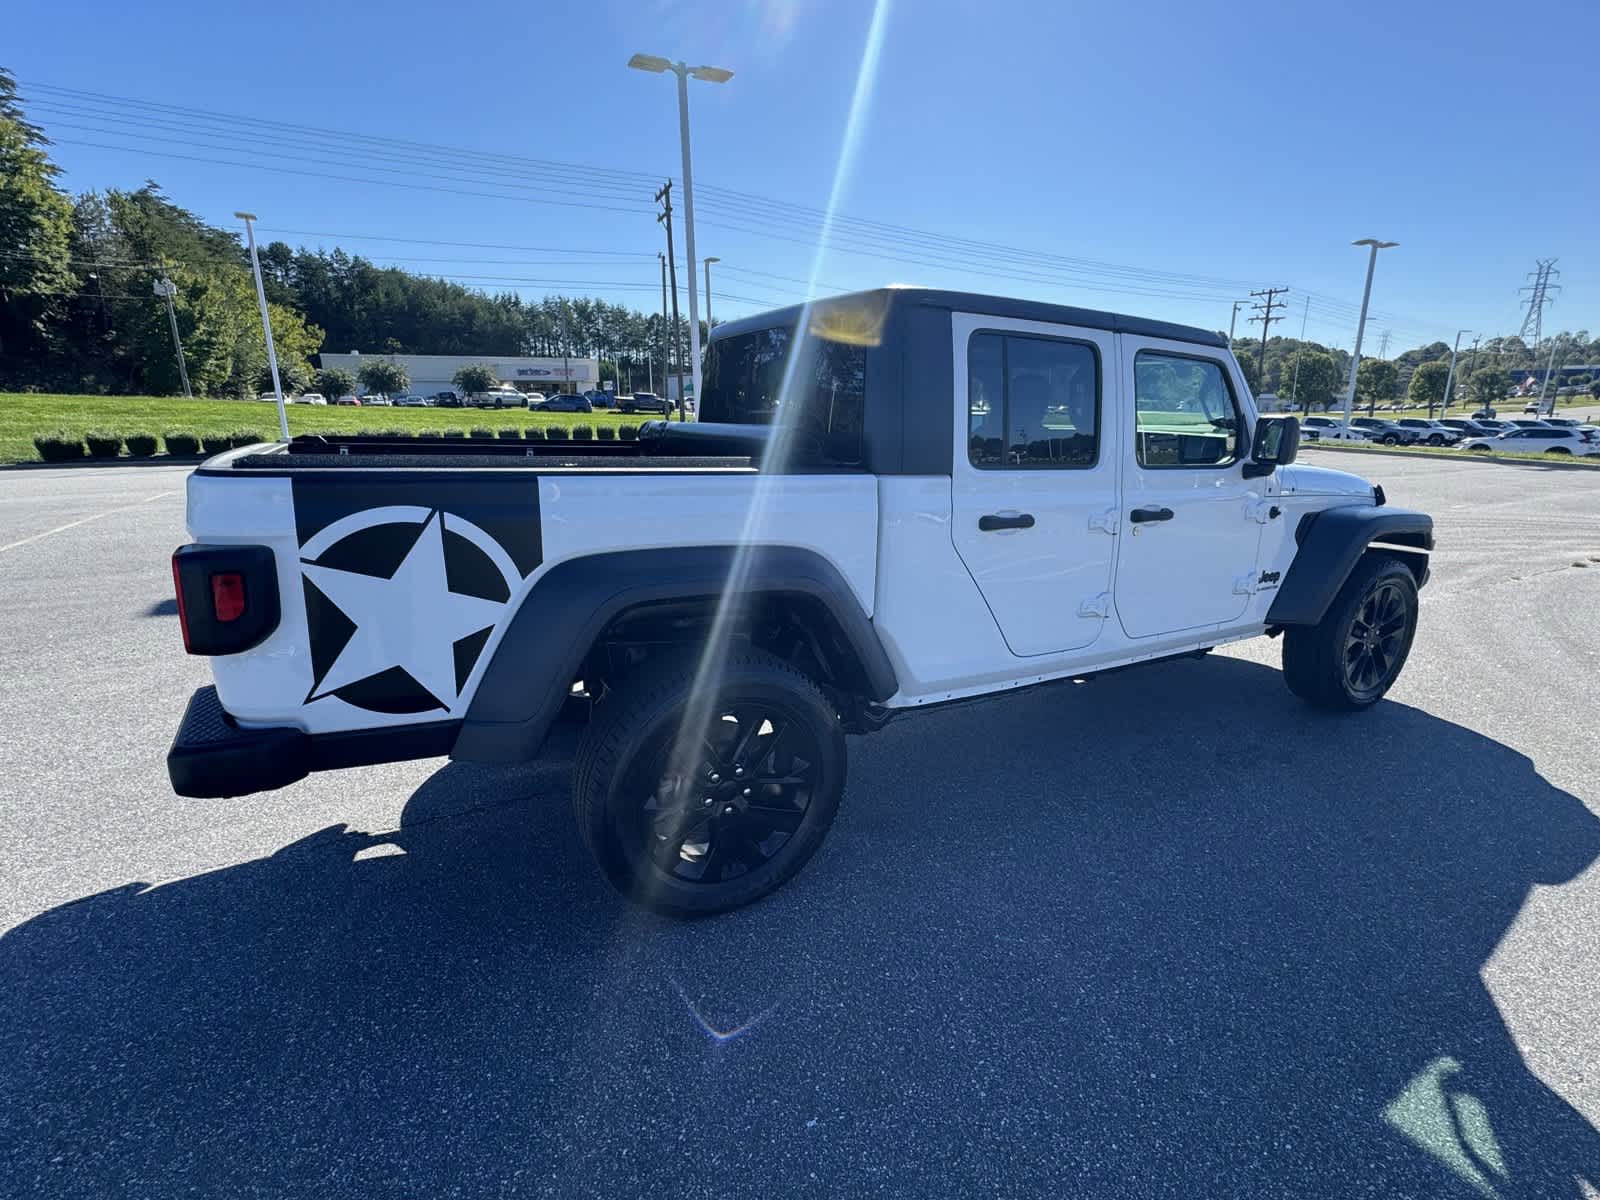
[703,797,714,806]
[742,787,752,796]
[734,767,744,777]
[723,805,735,815]
[709,772,720,783]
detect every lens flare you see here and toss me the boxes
[647,0,895,907]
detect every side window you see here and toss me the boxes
[967,332,1099,469]
[1133,351,1242,468]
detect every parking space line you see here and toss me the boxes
[0,491,178,554]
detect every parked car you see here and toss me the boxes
[1436,418,1497,439]
[1309,425,1371,444]
[1470,417,1512,434]
[296,393,328,406]
[1523,402,1544,414]
[583,390,612,409]
[433,391,464,408]
[1300,415,1343,437]
[1393,418,1462,446]
[363,395,392,407]
[1542,417,1581,428]
[1350,417,1422,446]
[470,389,524,409]
[257,391,279,402]
[1507,418,1551,429]
[394,395,430,408]
[619,391,670,414]
[335,396,362,406]
[1459,428,1599,455]
[166,285,1433,916]
[1470,407,1497,419]
[528,393,593,413]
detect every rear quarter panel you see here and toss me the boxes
[188,467,876,735]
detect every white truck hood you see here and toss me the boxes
[1276,463,1376,499]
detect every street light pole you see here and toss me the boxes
[628,54,733,411]
[1339,238,1398,430]
[154,276,192,400]
[236,211,289,441]
[1439,329,1470,417]
[703,256,720,329]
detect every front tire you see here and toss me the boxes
[1282,555,1419,710]
[573,648,846,917]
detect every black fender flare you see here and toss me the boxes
[1266,505,1433,626]
[453,545,897,764]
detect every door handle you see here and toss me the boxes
[1129,506,1175,524]
[978,512,1035,532]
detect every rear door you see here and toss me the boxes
[950,313,1119,656]
[1112,338,1266,638]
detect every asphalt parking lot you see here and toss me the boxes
[2,451,1598,1198]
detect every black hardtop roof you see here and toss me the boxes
[708,287,1227,349]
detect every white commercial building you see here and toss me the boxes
[318,352,600,396]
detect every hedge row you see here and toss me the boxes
[30,429,267,461]
[28,423,646,461]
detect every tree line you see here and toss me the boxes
[1228,327,1600,414]
[0,69,703,397]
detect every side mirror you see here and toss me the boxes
[1242,416,1300,478]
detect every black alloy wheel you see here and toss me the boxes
[573,648,846,916]
[1341,578,1411,702]
[632,703,821,886]
[1282,555,1419,711]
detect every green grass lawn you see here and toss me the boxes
[0,393,661,462]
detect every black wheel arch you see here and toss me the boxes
[1266,504,1433,627]
[453,545,897,764]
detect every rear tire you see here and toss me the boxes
[573,648,846,917]
[1282,555,1419,711]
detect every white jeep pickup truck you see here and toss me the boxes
[168,288,1432,915]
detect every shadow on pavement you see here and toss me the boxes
[3,656,1597,1198]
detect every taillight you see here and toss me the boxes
[171,552,194,652]
[170,544,280,655]
[211,572,246,622]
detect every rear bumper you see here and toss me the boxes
[167,686,459,798]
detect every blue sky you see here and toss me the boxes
[8,0,1596,353]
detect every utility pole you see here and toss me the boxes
[658,250,669,382]
[1439,329,1469,417]
[153,276,192,399]
[655,181,686,420]
[1248,287,1288,381]
[1228,299,1247,346]
[1289,294,1310,411]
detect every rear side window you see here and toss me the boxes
[1133,352,1241,467]
[700,325,865,465]
[967,332,1099,469]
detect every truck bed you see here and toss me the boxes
[207,426,772,474]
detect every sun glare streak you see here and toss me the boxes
[649,0,896,904]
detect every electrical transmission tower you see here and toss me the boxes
[1376,330,1392,359]
[1247,287,1288,380]
[1518,259,1560,347]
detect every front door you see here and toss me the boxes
[1113,337,1266,638]
[950,314,1119,657]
